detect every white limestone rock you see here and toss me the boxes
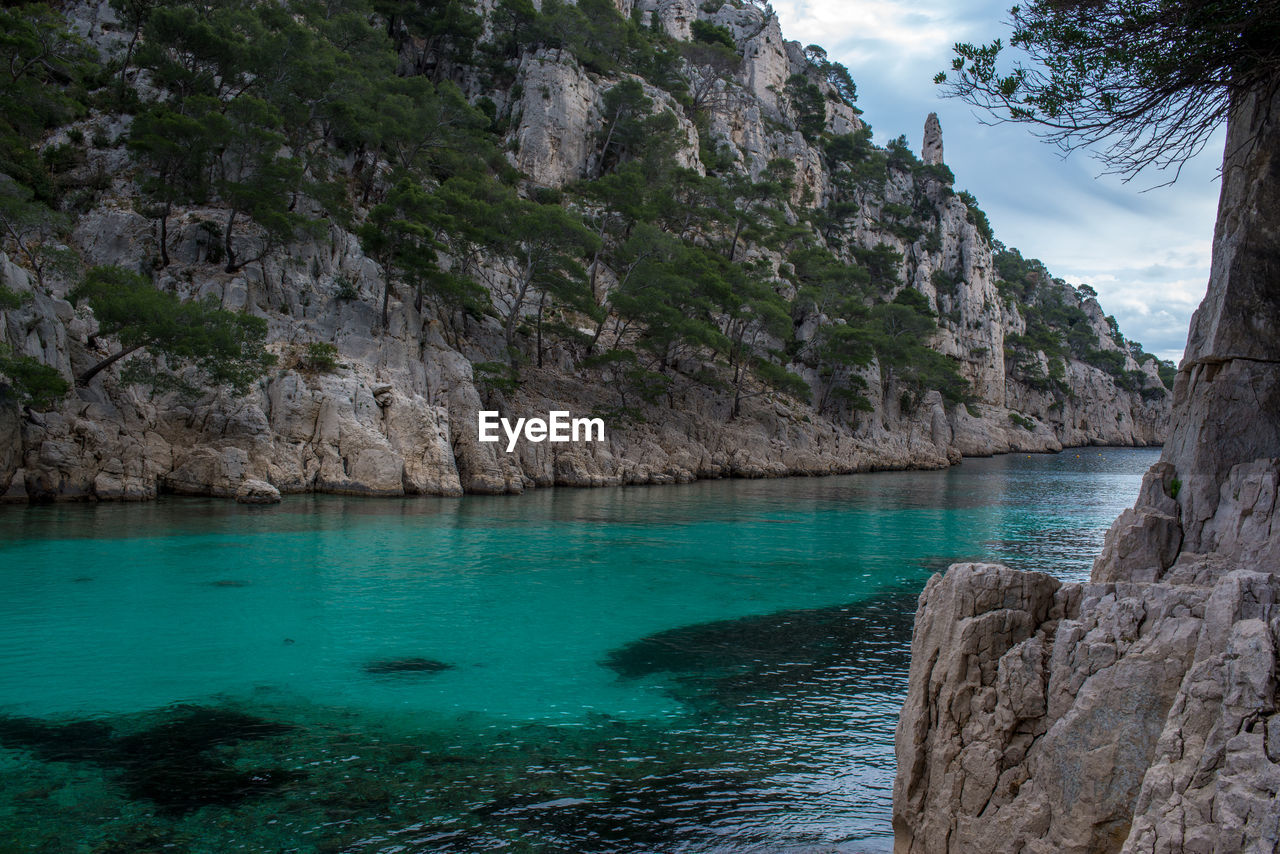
[632,0,697,40]
[512,50,597,187]
[1121,571,1280,853]
[0,2,1170,506]
[235,478,281,504]
[895,563,1207,854]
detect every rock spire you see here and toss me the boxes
[922,113,943,165]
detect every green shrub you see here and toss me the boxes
[41,142,79,174]
[334,276,359,301]
[473,360,519,395]
[931,269,960,300]
[0,347,69,409]
[1008,412,1035,431]
[0,283,26,310]
[691,19,735,50]
[785,74,825,141]
[299,342,340,373]
[957,190,994,243]
[885,135,919,170]
[71,265,274,393]
[916,162,955,185]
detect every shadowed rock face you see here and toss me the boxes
[1092,80,1280,584]
[0,706,297,813]
[895,83,1280,853]
[1158,81,1280,558]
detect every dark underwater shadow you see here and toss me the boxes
[602,582,923,707]
[0,705,298,814]
[423,587,927,853]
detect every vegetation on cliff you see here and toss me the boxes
[996,247,1170,399]
[0,0,1169,433]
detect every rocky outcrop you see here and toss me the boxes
[511,49,704,187]
[895,562,1275,853]
[894,81,1280,853]
[513,50,600,187]
[1159,92,1280,562]
[235,478,281,504]
[1121,571,1280,852]
[922,113,943,166]
[635,0,698,41]
[894,564,1204,853]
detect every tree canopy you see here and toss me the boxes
[0,345,68,409]
[71,266,275,394]
[936,0,1280,179]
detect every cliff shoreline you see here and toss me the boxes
[1,0,1170,504]
[0,439,1161,506]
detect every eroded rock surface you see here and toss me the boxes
[894,82,1280,854]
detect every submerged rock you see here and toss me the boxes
[607,602,873,678]
[111,707,294,760]
[362,657,453,675]
[0,705,298,814]
[604,589,918,706]
[0,714,115,764]
[119,760,298,813]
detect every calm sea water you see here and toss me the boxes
[0,448,1157,853]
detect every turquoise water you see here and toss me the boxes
[0,448,1157,852]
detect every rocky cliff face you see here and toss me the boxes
[894,83,1280,853]
[0,0,1168,503]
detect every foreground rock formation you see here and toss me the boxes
[894,84,1280,852]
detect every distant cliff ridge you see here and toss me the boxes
[0,0,1169,502]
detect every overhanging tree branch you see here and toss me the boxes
[936,0,1280,180]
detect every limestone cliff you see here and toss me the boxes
[0,0,1168,503]
[894,83,1280,852]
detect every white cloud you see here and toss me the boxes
[767,0,1223,363]
[770,0,960,65]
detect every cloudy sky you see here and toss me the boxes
[767,0,1224,363]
